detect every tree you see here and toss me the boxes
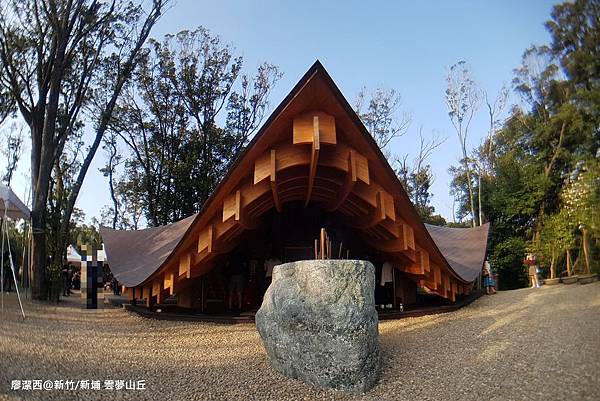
[0,122,24,186]
[483,85,509,174]
[355,86,411,161]
[561,160,600,274]
[490,237,529,290]
[109,27,282,226]
[0,0,167,300]
[536,210,573,279]
[396,127,445,222]
[513,45,588,246]
[446,61,481,227]
[99,132,122,229]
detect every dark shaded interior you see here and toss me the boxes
[153,202,448,316]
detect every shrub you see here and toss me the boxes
[490,237,529,290]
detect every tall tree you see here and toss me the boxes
[446,61,481,227]
[99,131,122,229]
[109,27,282,226]
[396,128,445,222]
[355,86,411,161]
[0,0,166,299]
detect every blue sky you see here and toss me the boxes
[6,0,558,224]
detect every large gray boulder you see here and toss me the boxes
[255,259,380,393]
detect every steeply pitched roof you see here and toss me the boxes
[100,61,491,291]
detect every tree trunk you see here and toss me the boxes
[465,166,477,227]
[30,209,46,299]
[566,248,572,277]
[582,228,591,275]
[478,171,483,225]
[550,249,556,279]
[30,123,54,300]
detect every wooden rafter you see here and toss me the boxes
[234,190,258,229]
[163,271,175,295]
[270,149,282,212]
[355,191,387,229]
[305,115,320,207]
[198,225,214,254]
[326,150,357,212]
[178,253,191,279]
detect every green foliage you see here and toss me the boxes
[446,0,600,289]
[562,159,600,233]
[0,123,24,186]
[109,27,281,227]
[536,210,573,278]
[490,237,529,290]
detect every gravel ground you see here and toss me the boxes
[1,282,599,401]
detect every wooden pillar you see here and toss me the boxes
[145,286,153,308]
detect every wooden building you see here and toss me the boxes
[101,61,490,314]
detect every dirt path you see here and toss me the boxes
[1,282,599,400]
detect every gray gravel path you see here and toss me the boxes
[1,282,599,401]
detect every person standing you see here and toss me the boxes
[483,259,496,295]
[228,256,245,312]
[263,255,281,292]
[526,253,540,288]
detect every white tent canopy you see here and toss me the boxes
[0,185,30,221]
[1,185,28,318]
[67,245,81,264]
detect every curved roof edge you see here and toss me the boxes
[100,214,197,287]
[425,223,490,282]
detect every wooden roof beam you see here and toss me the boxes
[163,271,175,296]
[234,190,259,229]
[304,115,320,207]
[400,222,415,252]
[355,191,386,229]
[223,190,259,229]
[326,150,357,212]
[424,270,438,290]
[178,253,191,279]
[198,225,215,254]
[270,149,282,213]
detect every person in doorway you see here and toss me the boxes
[228,258,245,312]
[263,254,281,292]
[380,261,394,309]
